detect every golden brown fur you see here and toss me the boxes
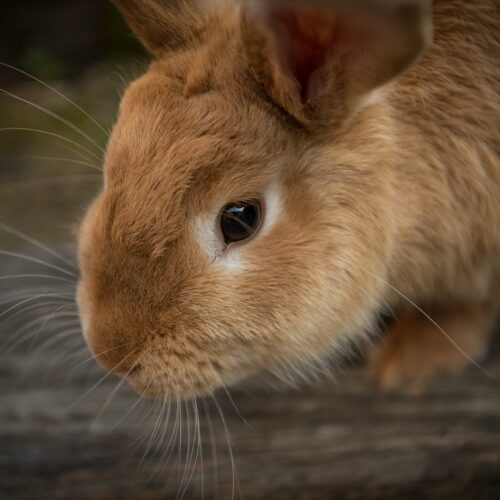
[77,0,499,399]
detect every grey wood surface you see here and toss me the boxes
[1,255,499,500]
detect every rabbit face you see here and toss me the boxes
[78,65,396,399]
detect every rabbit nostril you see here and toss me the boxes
[129,363,142,375]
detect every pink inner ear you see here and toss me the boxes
[271,8,358,101]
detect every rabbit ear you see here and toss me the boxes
[112,0,225,55]
[242,0,432,123]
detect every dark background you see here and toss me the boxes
[1,2,499,499]
[1,0,141,84]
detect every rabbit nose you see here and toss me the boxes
[85,327,142,375]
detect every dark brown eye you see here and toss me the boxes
[219,200,262,245]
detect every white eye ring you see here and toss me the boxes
[193,185,282,269]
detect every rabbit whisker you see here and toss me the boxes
[0,222,77,271]
[142,394,168,469]
[104,384,147,436]
[0,62,109,137]
[368,271,500,385]
[176,398,194,500]
[177,382,202,500]
[26,155,102,172]
[0,128,101,162]
[53,139,102,165]
[90,360,139,432]
[203,399,218,500]
[0,296,75,328]
[0,174,101,191]
[0,88,105,155]
[193,395,204,500]
[0,250,78,278]
[128,396,158,459]
[70,340,143,372]
[64,347,141,413]
[211,394,239,500]
[0,293,74,323]
[0,274,75,285]
[27,303,75,350]
[154,394,183,487]
[219,380,252,430]
[3,317,80,355]
[148,395,174,483]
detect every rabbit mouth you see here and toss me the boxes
[122,352,222,401]
[128,363,142,376]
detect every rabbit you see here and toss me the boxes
[77,0,500,400]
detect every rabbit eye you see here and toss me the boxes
[219,200,262,245]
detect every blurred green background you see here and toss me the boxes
[0,0,144,250]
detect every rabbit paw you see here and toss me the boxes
[371,305,493,391]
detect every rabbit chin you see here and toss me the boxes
[123,351,248,402]
[126,371,214,402]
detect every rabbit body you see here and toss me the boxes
[77,0,499,397]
